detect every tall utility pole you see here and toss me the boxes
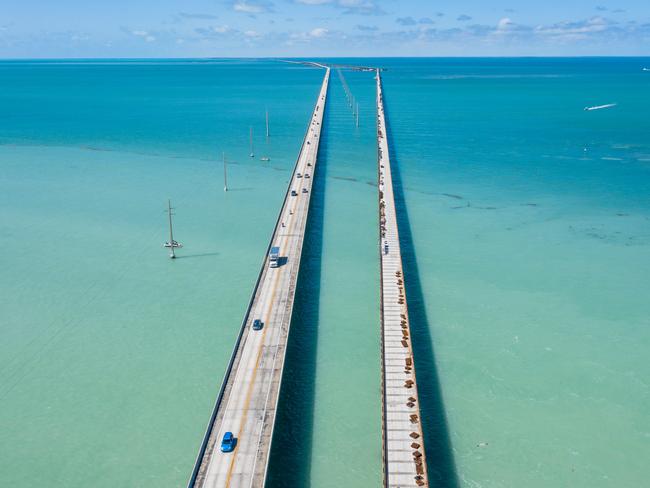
[223,151,228,192]
[164,199,182,259]
[249,126,254,158]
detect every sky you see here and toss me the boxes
[1,0,649,58]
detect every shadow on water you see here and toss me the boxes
[383,91,460,488]
[174,252,220,260]
[266,99,330,487]
[224,187,254,192]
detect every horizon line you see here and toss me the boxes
[1,55,650,61]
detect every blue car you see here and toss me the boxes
[221,432,236,453]
[252,319,264,331]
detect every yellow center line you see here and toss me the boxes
[223,189,302,485]
[224,270,281,486]
[223,91,325,485]
[224,204,296,484]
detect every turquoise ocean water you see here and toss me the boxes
[1,58,649,487]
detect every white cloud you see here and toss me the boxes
[310,27,328,37]
[535,16,611,40]
[131,30,156,42]
[498,17,514,30]
[212,25,232,34]
[294,0,382,15]
[287,27,335,42]
[234,3,262,13]
[233,1,272,14]
[493,17,519,36]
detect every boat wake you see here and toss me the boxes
[584,103,617,111]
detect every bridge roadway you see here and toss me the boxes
[189,67,330,488]
[377,69,429,487]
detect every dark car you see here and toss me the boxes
[252,319,264,331]
[221,432,236,453]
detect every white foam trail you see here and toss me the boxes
[584,103,617,111]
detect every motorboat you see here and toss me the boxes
[584,103,616,111]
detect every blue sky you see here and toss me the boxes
[1,0,649,57]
